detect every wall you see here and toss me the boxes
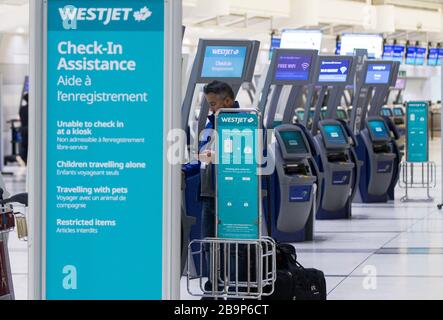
[401,67,441,103]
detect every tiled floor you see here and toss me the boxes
[4,138,443,300]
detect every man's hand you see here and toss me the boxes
[199,150,215,164]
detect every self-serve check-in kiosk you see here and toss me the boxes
[257,48,320,242]
[272,126,317,236]
[369,61,402,201]
[352,60,398,203]
[181,39,259,270]
[309,55,358,220]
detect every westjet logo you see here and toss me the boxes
[212,49,241,56]
[372,65,387,71]
[221,117,255,125]
[59,5,152,30]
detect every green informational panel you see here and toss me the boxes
[216,111,261,240]
[407,101,429,163]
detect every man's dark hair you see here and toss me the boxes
[203,81,235,100]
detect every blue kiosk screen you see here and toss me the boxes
[318,59,351,83]
[201,46,247,78]
[275,54,313,81]
[365,64,391,85]
[280,131,308,154]
[394,108,404,116]
[323,125,347,146]
[368,120,390,140]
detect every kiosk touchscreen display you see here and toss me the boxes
[201,46,247,78]
[394,108,404,116]
[323,125,347,146]
[280,131,308,154]
[381,109,393,117]
[275,54,313,81]
[337,109,347,120]
[321,110,327,119]
[318,59,351,83]
[368,120,390,140]
[296,110,305,121]
[365,64,391,85]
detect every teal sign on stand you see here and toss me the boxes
[216,111,261,240]
[46,0,165,299]
[407,102,429,163]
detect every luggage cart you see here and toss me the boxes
[187,237,276,300]
[0,189,28,300]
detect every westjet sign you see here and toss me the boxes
[59,5,152,29]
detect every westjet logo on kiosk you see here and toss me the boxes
[211,48,242,56]
[59,5,153,30]
[221,116,256,125]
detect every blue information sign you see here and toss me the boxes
[428,48,439,66]
[46,0,165,299]
[407,102,429,163]
[393,45,405,63]
[415,47,427,65]
[383,45,394,60]
[269,37,281,60]
[438,48,443,66]
[216,112,260,240]
[406,46,417,65]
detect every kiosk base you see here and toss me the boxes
[316,202,352,220]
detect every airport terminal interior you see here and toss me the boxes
[4,0,443,300]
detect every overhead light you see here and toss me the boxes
[16,27,26,34]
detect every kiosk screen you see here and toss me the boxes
[337,109,347,120]
[309,110,315,119]
[296,110,305,121]
[275,54,313,81]
[321,110,327,119]
[365,64,391,85]
[381,109,393,117]
[368,120,390,140]
[394,108,404,116]
[318,59,351,83]
[280,131,308,154]
[201,46,247,78]
[323,125,347,146]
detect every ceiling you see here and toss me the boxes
[182,0,443,48]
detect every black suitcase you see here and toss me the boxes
[265,244,327,300]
